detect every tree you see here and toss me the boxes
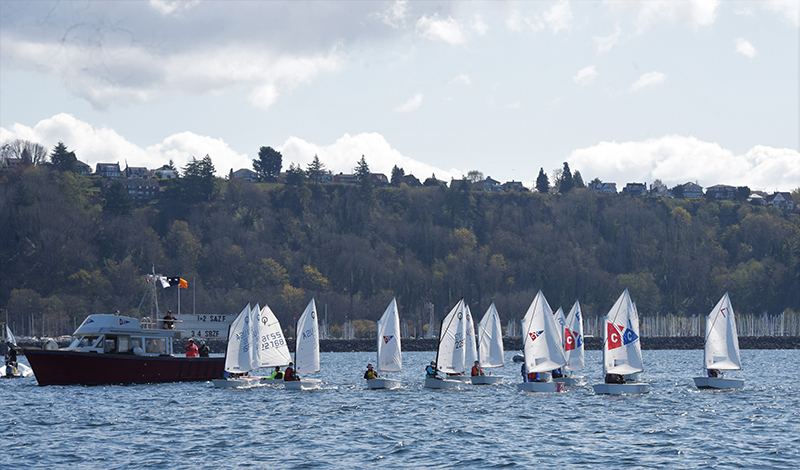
[736,186,751,201]
[466,170,484,183]
[1,139,48,165]
[253,146,282,181]
[104,181,133,216]
[285,163,306,186]
[423,174,441,187]
[573,170,585,189]
[535,168,549,194]
[355,155,372,199]
[306,155,328,184]
[589,177,602,189]
[559,162,574,193]
[181,155,216,203]
[391,165,405,186]
[50,141,78,172]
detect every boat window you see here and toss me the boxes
[145,338,167,355]
[104,338,116,353]
[129,338,143,351]
[78,336,99,348]
[118,336,130,353]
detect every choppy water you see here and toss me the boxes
[3,349,799,469]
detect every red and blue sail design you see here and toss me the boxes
[607,320,639,350]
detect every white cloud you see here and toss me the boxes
[609,0,720,33]
[543,0,573,33]
[279,133,462,181]
[764,0,800,27]
[0,114,250,175]
[573,65,598,86]
[394,93,423,113]
[451,74,472,86]
[735,38,757,58]
[594,25,622,53]
[471,14,489,35]
[568,135,799,191]
[373,0,409,29]
[148,0,200,15]
[416,14,468,45]
[629,71,666,91]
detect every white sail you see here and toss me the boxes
[554,307,566,348]
[704,292,742,370]
[564,300,584,371]
[477,302,505,368]
[464,304,478,366]
[376,298,402,373]
[436,299,469,374]
[521,291,567,373]
[603,289,644,375]
[224,303,256,373]
[295,299,320,374]
[255,304,292,369]
[5,325,16,346]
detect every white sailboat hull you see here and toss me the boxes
[284,378,322,390]
[554,376,584,387]
[1,363,33,378]
[367,377,401,389]
[450,375,472,383]
[693,377,744,390]
[211,377,262,389]
[471,375,504,385]
[424,378,461,389]
[592,383,649,395]
[517,381,565,393]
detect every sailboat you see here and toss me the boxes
[693,293,744,390]
[592,289,649,395]
[367,298,402,390]
[285,299,322,390]
[2,325,33,378]
[554,300,584,386]
[212,303,292,388]
[424,299,467,389]
[472,302,504,385]
[517,291,567,392]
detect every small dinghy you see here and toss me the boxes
[516,291,567,393]
[425,299,469,390]
[472,303,504,385]
[592,289,649,395]
[554,300,585,387]
[284,299,322,391]
[367,298,402,390]
[693,293,745,390]
[2,326,33,379]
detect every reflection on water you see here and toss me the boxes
[3,350,799,468]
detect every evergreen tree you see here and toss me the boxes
[182,155,216,203]
[573,170,585,189]
[391,165,405,186]
[50,141,78,172]
[104,180,133,216]
[285,163,307,186]
[355,155,372,200]
[253,146,282,181]
[535,168,550,194]
[560,162,574,193]
[306,155,328,184]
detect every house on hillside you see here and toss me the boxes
[649,181,671,197]
[95,163,122,179]
[675,182,703,199]
[333,173,358,184]
[622,182,647,195]
[75,160,92,176]
[397,174,422,187]
[333,172,388,187]
[150,165,178,179]
[589,182,617,194]
[705,184,737,200]
[125,165,149,179]
[766,192,794,210]
[122,179,160,201]
[232,168,258,182]
[481,176,502,191]
[503,180,525,191]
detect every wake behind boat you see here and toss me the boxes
[693,293,745,390]
[23,314,224,385]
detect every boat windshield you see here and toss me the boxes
[74,336,100,348]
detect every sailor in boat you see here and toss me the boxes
[163,310,177,330]
[198,340,210,357]
[267,366,284,380]
[604,373,624,384]
[707,369,721,378]
[5,342,18,375]
[364,363,378,380]
[284,362,300,381]
[185,338,199,357]
[425,360,440,379]
[552,367,563,379]
[471,361,484,377]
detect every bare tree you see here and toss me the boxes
[1,139,49,165]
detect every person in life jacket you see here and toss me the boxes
[605,373,624,384]
[185,339,199,357]
[268,366,284,380]
[284,362,299,381]
[364,363,378,380]
[471,361,484,377]
[707,369,721,378]
[528,372,541,382]
[425,360,440,379]
[551,367,563,378]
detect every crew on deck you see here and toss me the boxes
[268,366,284,380]
[198,340,210,357]
[284,362,299,381]
[163,311,176,330]
[471,361,484,377]
[425,360,440,379]
[364,363,378,380]
[185,338,199,357]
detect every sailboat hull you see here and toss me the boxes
[284,378,322,390]
[212,377,262,389]
[554,376,584,387]
[592,383,649,395]
[693,377,744,390]
[471,375,504,385]
[424,378,461,389]
[367,377,401,389]
[517,381,565,393]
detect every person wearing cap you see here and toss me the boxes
[267,366,284,380]
[364,363,378,380]
[198,340,210,357]
[425,360,439,379]
[284,362,299,381]
[163,310,176,330]
[471,360,484,377]
[185,338,199,357]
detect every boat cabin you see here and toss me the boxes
[65,314,177,356]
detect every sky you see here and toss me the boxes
[1,0,798,192]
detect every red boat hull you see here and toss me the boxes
[24,349,225,386]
